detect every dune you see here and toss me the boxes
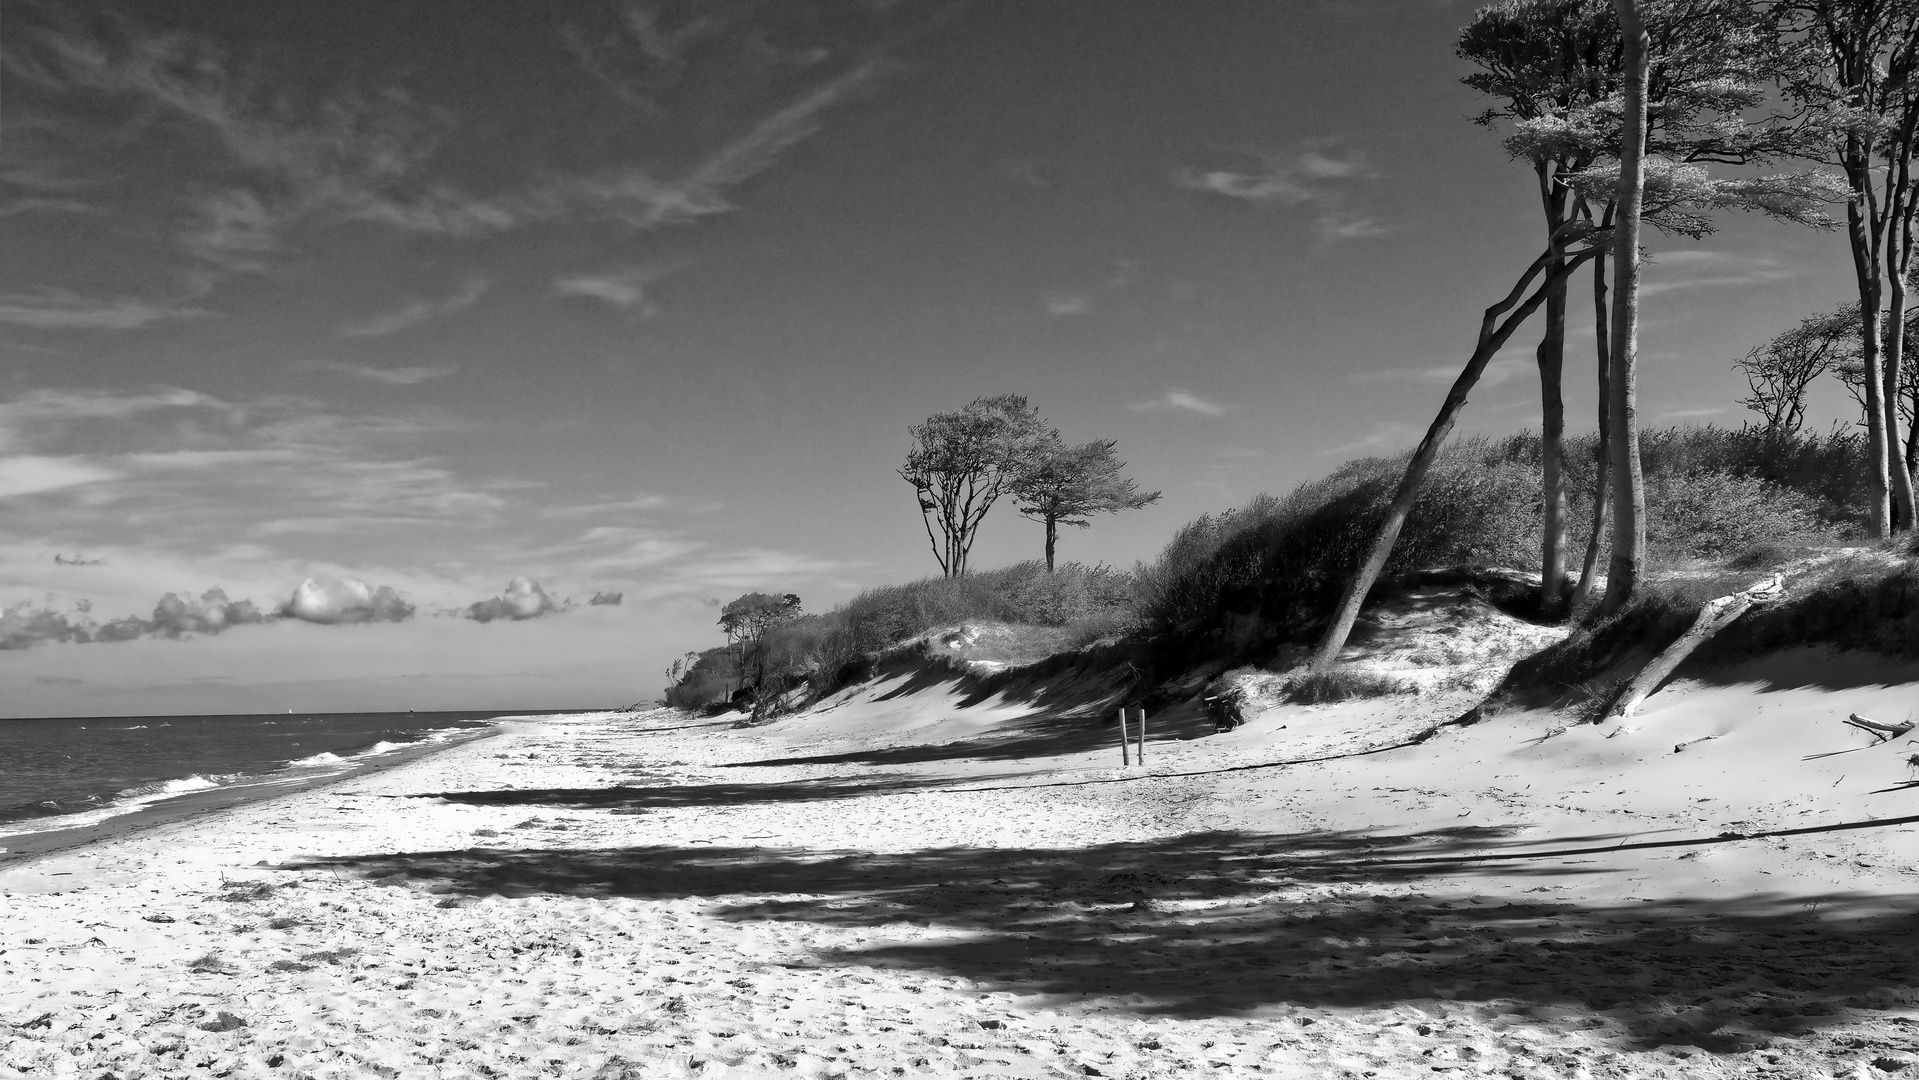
[8,634,1919,1077]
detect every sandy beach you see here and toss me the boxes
[8,676,1919,1079]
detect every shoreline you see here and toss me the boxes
[0,721,506,869]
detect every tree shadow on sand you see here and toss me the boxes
[397,773,1015,810]
[283,827,1919,1049]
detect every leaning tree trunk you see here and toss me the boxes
[1572,229,1613,611]
[1311,243,1595,668]
[1600,0,1649,617]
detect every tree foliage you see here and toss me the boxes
[899,395,1053,578]
[1736,306,1859,434]
[1012,438,1161,571]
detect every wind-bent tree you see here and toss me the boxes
[900,395,1052,578]
[1012,438,1161,571]
[1778,0,1919,534]
[1737,306,1859,434]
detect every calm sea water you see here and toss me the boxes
[0,711,514,836]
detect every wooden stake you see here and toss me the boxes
[1136,707,1147,764]
[1118,707,1130,767]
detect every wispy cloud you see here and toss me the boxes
[1129,388,1229,416]
[1651,406,1726,423]
[554,263,679,314]
[311,362,460,386]
[1175,143,1386,240]
[0,289,213,331]
[339,279,487,338]
[0,456,119,498]
[1350,353,1535,388]
[1638,250,1801,298]
[1316,421,1421,458]
[1044,291,1094,317]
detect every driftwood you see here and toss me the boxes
[1845,713,1916,743]
[1603,574,1784,727]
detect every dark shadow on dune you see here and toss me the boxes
[282,827,1919,1046]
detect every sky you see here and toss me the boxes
[0,0,1870,718]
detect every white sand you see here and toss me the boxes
[8,658,1919,1079]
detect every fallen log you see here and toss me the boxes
[1602,574,1783,728]
[1844,712,1916,743]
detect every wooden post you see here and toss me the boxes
[1118,707,1130,767]
[1136,708,1146,764]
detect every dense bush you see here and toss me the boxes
[1134,427,1865,653]
[664,561,1139,708]
[1135,435,1542,639]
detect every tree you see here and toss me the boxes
[1600,0,1652,615]
[1313,0,1840,664]
[1777,0,1919,534]
[1012,438,1161,571]
[1736,305,1859,434]
[900,395,1052,577]
[1460,0,1621,616]
[718,592,802,698]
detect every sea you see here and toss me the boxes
[0,710,522,854]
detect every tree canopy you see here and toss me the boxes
[1012,439,1161,571]
[899,395,1053,577]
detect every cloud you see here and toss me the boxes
[0,456,118,498]
[339,279,488,338]
[1651,406,1726,423]
[589,590,624,606]
[1044,292,1094,317]
[1350,353,1535,389]
[0,601,92,650]
[1,586,266,648]
[144,587,267,638]
[1129,388,1228,416]
[0,289,213,330]
[465,576,559,623]
[1316,421,1422,458]
[311,362,459,386]
[554,263,678,314]
[280,577,416,624]
[1638,250,1801,298]
[1175,143,1386,240]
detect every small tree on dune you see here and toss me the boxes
[900,395,1053,578]
[719,592,802,699]
[1013,438,1162,571]
[1736,306,1859,436]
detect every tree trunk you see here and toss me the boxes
[1536,162,1572,618]
[1537,273,1570,617]
[1572,238,1612,611]
[1044,515,1057,572]
[1846,142,1893,537]
[1603,575,1781,726]
[1311,245,1592,668]
[1599,0,1649,618]
[1888,141,1919,532]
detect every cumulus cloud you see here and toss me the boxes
[589,590,624,606]
[0,601,92,650]
[280,577,416,624]
[465,576,559,623]
[2,586,266,648]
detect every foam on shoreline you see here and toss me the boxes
[0,723,502,865]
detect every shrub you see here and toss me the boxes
[1285,667,1412,704]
